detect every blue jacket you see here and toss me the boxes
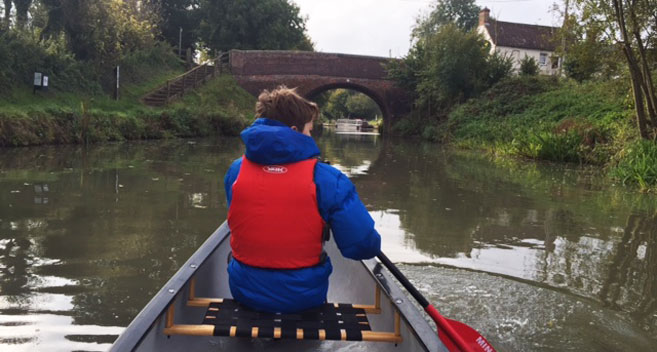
[224,118,381,313]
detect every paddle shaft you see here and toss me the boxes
[377,253,475,352]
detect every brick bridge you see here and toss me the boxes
[228,50,411,129]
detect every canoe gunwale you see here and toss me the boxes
[110,222,231,352]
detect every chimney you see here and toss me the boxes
[479,7,490,26]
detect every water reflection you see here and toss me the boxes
[0,139,242,351]
[0,135,656,350]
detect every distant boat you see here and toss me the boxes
[336,118,364,132]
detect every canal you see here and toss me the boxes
[0,132,656,351]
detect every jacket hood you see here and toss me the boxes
[241,118,320,164]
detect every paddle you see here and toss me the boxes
[377,253,496,352]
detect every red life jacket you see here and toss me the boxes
[227,157,325,269]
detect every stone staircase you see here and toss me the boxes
[142,53,229,107]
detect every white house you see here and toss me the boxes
[477,8,561,75]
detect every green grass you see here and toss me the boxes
[610,140,657,191]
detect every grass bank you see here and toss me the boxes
[394,76,657,191]
[0,73,255,147]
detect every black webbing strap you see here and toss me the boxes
[202,299,371,341]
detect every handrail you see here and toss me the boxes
[168,63,208,83]
[153,52,225,105]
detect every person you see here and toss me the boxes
[224,86,381,314]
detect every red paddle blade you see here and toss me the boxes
[438,318,496,352]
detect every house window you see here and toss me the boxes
[551,56,560,69]
[539,53,548,66]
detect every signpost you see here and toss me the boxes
[33,72,49,94]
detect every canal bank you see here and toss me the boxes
[0,74,255,147]
[391,76,657,192]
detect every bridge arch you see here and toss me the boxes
[305,82,388,121]
[228,50,411,130]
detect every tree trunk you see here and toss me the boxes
[626,48,651,139]
[613,0,652,139]
[630,10,657,129]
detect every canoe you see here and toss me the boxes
[110,221,445,351]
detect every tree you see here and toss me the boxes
[573,0,657,139]
[39,0,157,71]
[412,0,480,40]
[197,0,313,52]
[388,7,511,120]
[345,93,381,120]
[323,89,350,119]
[144,0,199,52]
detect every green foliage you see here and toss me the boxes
[556,12,621,82]
[412,0,480,39]
[0,73,255,147]
[389,18,512,127]
[486,52,515,86]
[40,0,158,70]
[570,0,657,140]
[519,56,539,76]
[346,94,381,120]
[118,43,181,87]
[144,0,199,50]
[415,24,490,110]
[512,130,584,163]
[197,0,313,52]
[611,140,657,191]
[0,30,100,92]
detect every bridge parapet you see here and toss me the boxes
[228,50,411,126]
[230,50,394,79]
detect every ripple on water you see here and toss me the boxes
[397,264,656,352]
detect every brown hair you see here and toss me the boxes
[255,86,319,131]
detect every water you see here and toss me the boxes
[0,132,656,351]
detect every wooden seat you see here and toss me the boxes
[163,278,402,343]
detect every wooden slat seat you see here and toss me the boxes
[163,279,402,343]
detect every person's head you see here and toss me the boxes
[255,86,319,136]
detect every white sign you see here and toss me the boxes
[42,76,49,87]
[34,72,42,86]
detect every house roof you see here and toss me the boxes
[482,20,559,51]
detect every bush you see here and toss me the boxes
[0,31,100,93]
[445,77,631,165]
[519,56,539,76]
[611,140,657,190]
[486,52,514,86]
[115,43,182,87]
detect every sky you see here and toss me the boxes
[292,0,563,58]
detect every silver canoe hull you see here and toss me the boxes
[111,222,445,351]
